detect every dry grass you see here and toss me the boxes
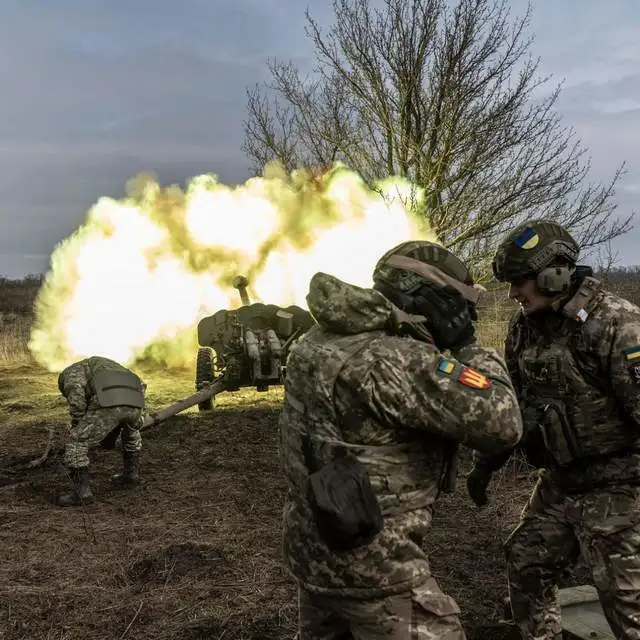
[0,313,34,364]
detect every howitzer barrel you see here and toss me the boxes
[232,274,250,305]
[141,378,226,430]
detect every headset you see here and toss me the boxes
[526,240,578,295]
[536,264,574,295]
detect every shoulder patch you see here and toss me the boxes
[513,227,539,250]
[629,363,640,382]
[437,357,492,390]
[437,358,456,375]
[458,366,492,390]
[623,345,640,361]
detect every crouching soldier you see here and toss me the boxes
[56,355,145,507]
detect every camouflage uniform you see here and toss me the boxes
[280,260,523,639]
[471,220,640,639]
[57,356,145,506]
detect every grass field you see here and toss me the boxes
[0,279,586,640]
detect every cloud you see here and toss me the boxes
[1,0,640,276]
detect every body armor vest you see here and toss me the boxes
[282,326,447,517]
[514,278,637,469]
[89,362,145,409]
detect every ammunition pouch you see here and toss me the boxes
[93,370,145,409]
[539,400,579,468]
[302,434,383,552]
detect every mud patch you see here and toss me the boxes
[127,542,231,586]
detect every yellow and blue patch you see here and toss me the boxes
[513,227,540,250]
[437,358,456,375]
[623,345,640,361]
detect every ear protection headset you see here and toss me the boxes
[523,239,578,295]
[536,264,575,294]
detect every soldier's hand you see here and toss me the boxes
[466,465,492,507]
[417,284,476,351]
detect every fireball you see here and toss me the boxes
[28,162,437,371]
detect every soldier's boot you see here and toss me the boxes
[110,450,140,488]
[57,467,94,507]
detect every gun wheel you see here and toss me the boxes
[195,347,216,412]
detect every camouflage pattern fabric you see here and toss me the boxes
[470,279,640,638]
[64,406,142,468]
[476,281,640,483]
[58,356,144,469]
[297,573,465,639]
[280,272,523,637]
[506,471,640,639]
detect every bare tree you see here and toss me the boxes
[242,0,634,277]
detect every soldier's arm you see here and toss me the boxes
[354,337,523,455]
[59,365,88,423]
[470,317,523,470]
[596,302,640,425]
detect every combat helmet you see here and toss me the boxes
[373,240,481,306]
[492,219,579,294]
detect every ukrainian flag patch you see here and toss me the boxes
[458,367,492,390]
[513,227,540,250]
[623,345,640,361]
[437,358,456,375]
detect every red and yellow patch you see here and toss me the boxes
[458,366,492,390]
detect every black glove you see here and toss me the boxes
[466,465,493,507]
[413,283,476,351]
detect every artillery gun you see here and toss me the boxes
[193,275,315,411]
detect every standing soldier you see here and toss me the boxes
[279,240,523,639]
[466,219,640,639]
[56,355,145,507]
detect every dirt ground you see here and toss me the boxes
[0,361,587,640]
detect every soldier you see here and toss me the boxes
[279,240,523,639]
[466,219,640,639]
[56,355,145,507]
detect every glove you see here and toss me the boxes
[466,465,493,507]
[413,283,476,351]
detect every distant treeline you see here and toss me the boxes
[0,274,45,314]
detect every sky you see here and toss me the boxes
[1,0,639,277]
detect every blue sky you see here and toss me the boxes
[1,0,639,277]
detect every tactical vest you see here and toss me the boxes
[513,277,637,468]
[281,326,446,517]
[89,361,145,409]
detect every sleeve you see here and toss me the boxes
[470,315,524,470]
[59,364,89,424]
[596,301,640,426]
[353,336,524,455]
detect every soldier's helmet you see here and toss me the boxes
[492,220,579,283]
[373,240,474,295]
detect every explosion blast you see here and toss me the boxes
[28,162,437,372]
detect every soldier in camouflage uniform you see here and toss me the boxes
[466,219,640,639]
[279,240,524,639]
[57,356,145,507]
